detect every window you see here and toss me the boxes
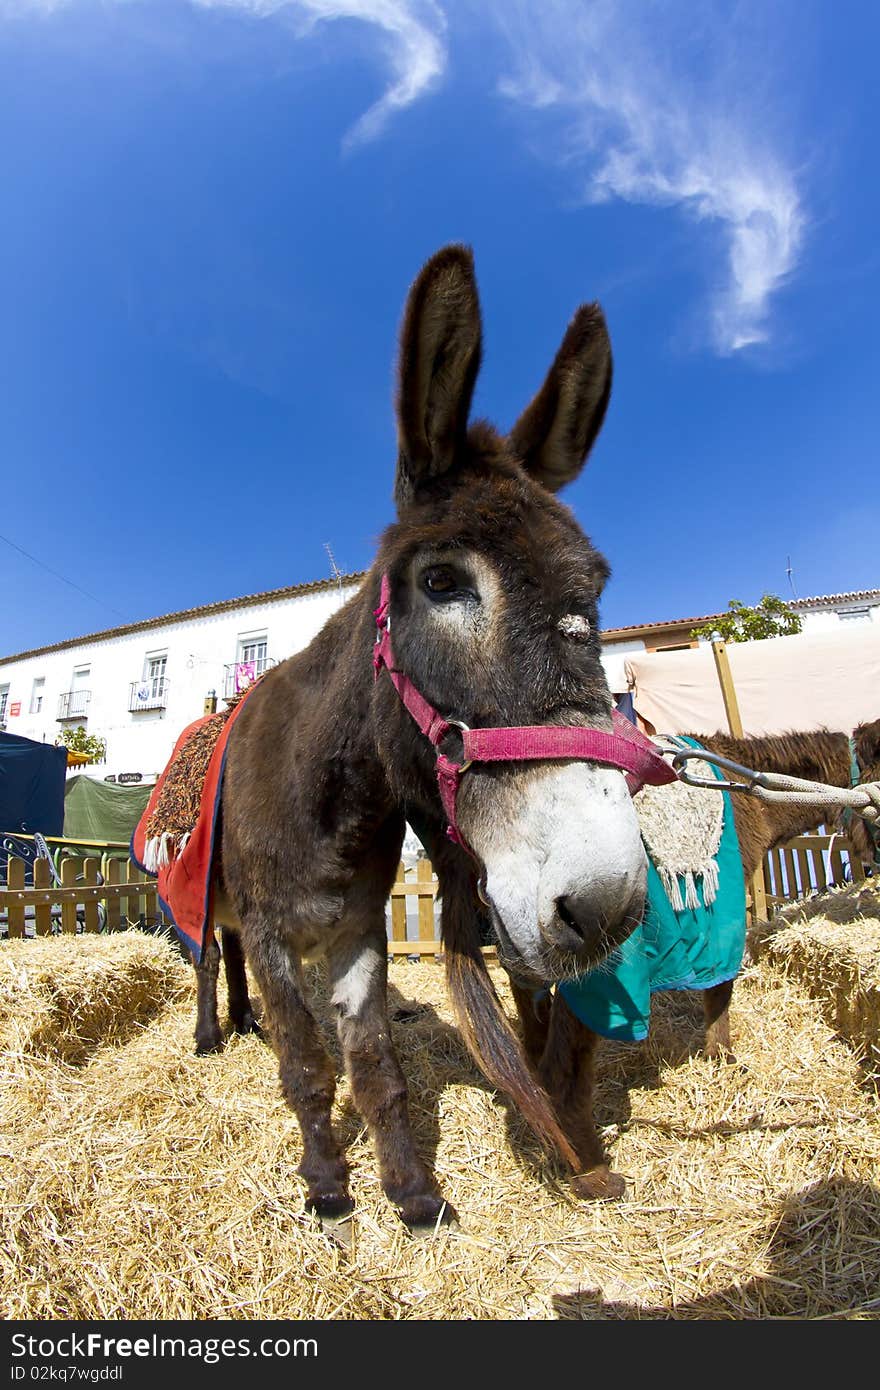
[645,640,699,653]
[0,684,8,723]
[144,652,167,698]
[130,652,169,713]
[238,634,268,669]
[30,677,45,715]
[234,633,267,691]
[61,665,92,720]
[839,608,871,624]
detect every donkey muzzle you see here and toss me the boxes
[543,880,646,969]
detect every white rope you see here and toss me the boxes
[664,745,880,826]
[743,776,880,824]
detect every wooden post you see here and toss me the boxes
[416,857,439,958]
[33,858,53,936]
[390,862,407,944]
[60,857,78,934]
[710,637,768,922]
[82,858,100,932]
[6,855,26,938]
[710,637,743,738]
[105,859,123,933]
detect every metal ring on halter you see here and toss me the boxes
[444,717,473,773]
[670,746,769,794]
[476,870,492,908]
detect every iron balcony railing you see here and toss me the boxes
[57,690,91,721]
[129,677,169,712]
[222,656,276,700]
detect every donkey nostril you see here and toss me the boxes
[555,895,588,945]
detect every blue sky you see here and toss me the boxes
[2,0,878,656]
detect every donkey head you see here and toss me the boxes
[373,245,647,987]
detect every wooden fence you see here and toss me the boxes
[0,831,868,952]
[1,837,163,939]
[759,832,864,915]
[388,857,443,959]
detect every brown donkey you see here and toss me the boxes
[201,245,658,1225]
[684,720,880,1058]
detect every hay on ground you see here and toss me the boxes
[1,929,879,1320]
[750,879,880,1087]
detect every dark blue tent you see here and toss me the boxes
[0,731,67,836]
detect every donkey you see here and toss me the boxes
[201,244,661,1226]
[682,719,880,1059]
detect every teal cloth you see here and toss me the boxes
[559,739,747,1042]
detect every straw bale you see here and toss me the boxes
[750,880,880,1086]
[0,932,190,1066]
[1,930,879,1320]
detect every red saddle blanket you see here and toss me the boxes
[131,688,257,962]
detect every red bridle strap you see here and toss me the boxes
[373,573,678,849]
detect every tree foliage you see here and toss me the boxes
[58,725,107,764]
[690,594,802,644]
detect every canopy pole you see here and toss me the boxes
[711,637,768,923]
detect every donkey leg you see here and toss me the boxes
[703,979,736,1061]
[194,936,224,1055]
[539,993,625,1201]
[220,927,261,1036]
[509,979,552,1068]
[328,931,456,1231]
[244,929,352,1218]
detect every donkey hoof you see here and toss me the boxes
[194,1031,223,1056]
[232,1011,263,1038]
[307,1191,355,1221]
[400,1195,458,1232]
[570,1166,626,1201]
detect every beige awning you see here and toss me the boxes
[624,625,880,736]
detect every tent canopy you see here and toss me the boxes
[0,731,67,836]
[63,776,154,845]
[625,625,880,736]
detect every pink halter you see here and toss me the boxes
[373,574,677,852]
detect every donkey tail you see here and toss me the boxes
[442,907,580,1173]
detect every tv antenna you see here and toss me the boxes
[786,555,798,600]
[324,543,344,599]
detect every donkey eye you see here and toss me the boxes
[422,566,471,601]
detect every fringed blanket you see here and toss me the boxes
[131,686,259,962]
[559,737,747,1042]
[633,738,725,911]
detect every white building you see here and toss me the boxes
[0,574,362,782]
[1,581,877,783]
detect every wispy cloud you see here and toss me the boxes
[490,0,805,355]
[3,0,807,352]
[195,0,446,148]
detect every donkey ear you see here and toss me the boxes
[507,303,612,493]
[394,244,482,509]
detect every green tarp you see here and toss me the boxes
[63,775,153,846]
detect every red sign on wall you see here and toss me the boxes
[8,702,20,717]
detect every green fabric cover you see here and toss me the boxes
[64,775,153,846]
[559,740,747,1042]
